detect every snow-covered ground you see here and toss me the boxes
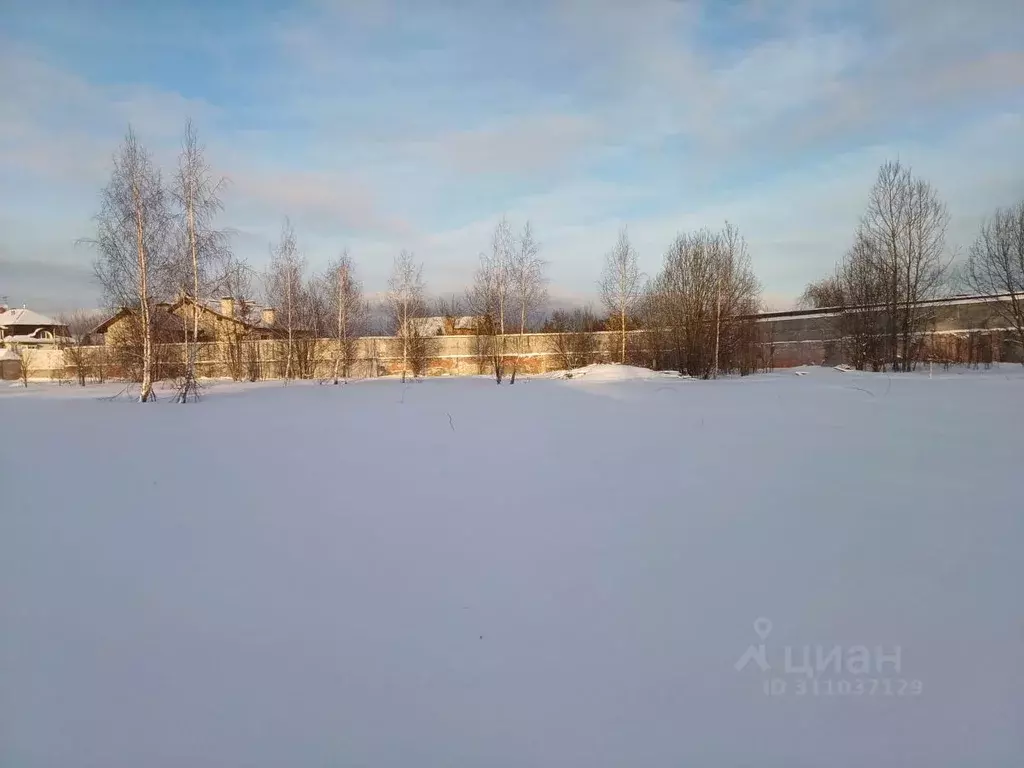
[2,366,1022,767]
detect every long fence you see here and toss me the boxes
[14,332,630,382]
[7,294,1022,382]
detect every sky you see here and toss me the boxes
[1,0,1022,313]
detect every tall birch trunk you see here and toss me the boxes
[134,171,154,402]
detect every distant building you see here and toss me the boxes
[0,306,70,347]
[403,315,490,337]
[448,315,491,335]
[0,347,21,379]
[91,296,298,346]
[91,303,197,346]
[165,295,289,341]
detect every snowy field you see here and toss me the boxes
[2,365,1022,767]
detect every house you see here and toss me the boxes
[91,303,199,347]
[403,315,490,337]
[165,296,289,341]
[405,316,447,337]
[0,306,70,347]
[448,316,490,335]
[92,296,296,347]
[0,347,21,379]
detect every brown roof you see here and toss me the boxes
[91,304,190,336]
[169,296,300,335]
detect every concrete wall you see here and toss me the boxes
[22,295,1023,382]
[3,347,65,381]
[755,296,1024,368]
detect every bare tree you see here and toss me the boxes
[218,256,263,381]
[388,250,427,382]
[264,219,304,380]
[545,307,599,371]
[631,282,668,370]
[87,127,172,401]
[801,161,953,371]
[460,284,496,376]
[713,222,761,376]
[835,234,888,370]
[295,271,330,379]
[860,160,952,370]
[646,224,760,378]
[467,233,509,383]
[58,310,102,386]
[17,346,33,388]
[220,255,257,308]
[962,200,1024,361]
[798,275,845,309]
[490,217,514,335]
[434,294,462,327]
[508,221,547,382]
[325,249,367,383]
[599,226,644,364]
[170,119,230,401]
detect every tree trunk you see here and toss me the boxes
[285,271,294,381]
[713,282,721,379]
[333,273,343,384]
[189,198,200,379]
[135,177,154,402]
[620,307,627,363]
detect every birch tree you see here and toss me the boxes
[388,250,427,382]
[508,221,547,382]
[58,310,102,386]
[647,225,760,378]
[171,119,230,401]
[598,226,643,363]
[89,127,171,402]
[962,200,1024,360]
[467,223,512,383]
[265,219,304,381]
[219,256,263,381]
[491,217,513,335]
[325,249,367,382]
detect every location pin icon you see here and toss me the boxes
[753,617,772,640]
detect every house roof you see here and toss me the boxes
[173,296,281,331]
[407,317,446,336]
[0,307,60,329]
[91,304,188,335]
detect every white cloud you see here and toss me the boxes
[427,114,602,176]
[1,0,1022,309]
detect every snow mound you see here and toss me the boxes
[548,363,679,382]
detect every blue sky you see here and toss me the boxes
[2,0,1022,312]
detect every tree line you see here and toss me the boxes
[82,125,1024,399]
[798,161,1024,371]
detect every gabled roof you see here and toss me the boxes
[169,296,281,331]
[407,317,446,336]
[91,308,130,334]
[91,304,185,335]
[0,307,60,328]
